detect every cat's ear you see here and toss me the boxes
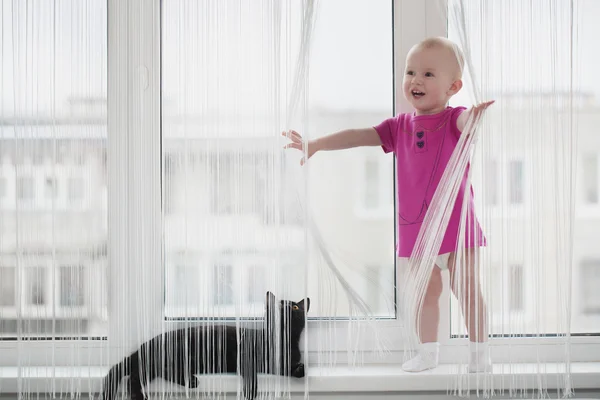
[297,298,310,312]
[265,291,276,306]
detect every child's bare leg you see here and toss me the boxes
[448,248,491,372]
[402,264,443,372]
[419,267,443,343]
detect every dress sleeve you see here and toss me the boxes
[373,114,402,154]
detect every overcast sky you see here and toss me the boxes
[1,0,598,117]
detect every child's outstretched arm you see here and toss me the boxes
[456,100,495,133]
[282,128,382,165]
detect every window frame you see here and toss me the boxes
[2,0,600,371]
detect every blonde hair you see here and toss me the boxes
[413,37,465,79]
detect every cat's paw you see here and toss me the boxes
[292,363,305,378]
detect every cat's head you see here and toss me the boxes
[265,291,310,332]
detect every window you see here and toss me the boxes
[479,159,524,208]
[447,0,600,343]
[581,260,600,315]
[26,267,47,306]
[582,153,599,205]
[508,160,524,205]
[162,0,394,320]
[509,264,525,312]
[485,160,498,206]
[0,0,108,340]
[358,154,395,216]
[0,177,6,199]
[17,177,35,201]
[1,0,598,385]
[59,266,85,307]
[0,267,16,306]
[68,177,85,202]
[246,265,267,304]
[213,263,234,306]
[45,177,58,199]
[210,155,234,215]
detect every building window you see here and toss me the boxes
[0,267,16,306]
[45,177,58,199]
[508,160,524,205]
[581,260,600,315]
[582,153,599,204]
[485,160,498,206]
[213,263,234,305]
[210,155,233,215]
[509,264,525,312]
[165,263,201,311]
[68,177,85,201]
[17,176,35,201]
[0,177,6,199]
[358,154,394,215]
[364,159,380,209]
[246,265,267,304]
[26,267,47,306]
[60,265,84,307]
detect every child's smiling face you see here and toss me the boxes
[403,45,462,116]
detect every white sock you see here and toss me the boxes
[402,342,440,372]
[468,341,491,373]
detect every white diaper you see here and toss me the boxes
[398,253,452,270]
[435,253,451,270]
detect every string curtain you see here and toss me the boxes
[1,0,597,399]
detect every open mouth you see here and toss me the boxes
[411,90,425,98]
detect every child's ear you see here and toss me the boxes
[448,79,463,96]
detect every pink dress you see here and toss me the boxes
[374,106,486,257]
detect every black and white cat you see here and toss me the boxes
[101,291,309,400]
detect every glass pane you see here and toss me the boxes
[0,1,108,337]
[162,0,394,318]
[307,0,395,318]
[449,0,599,336]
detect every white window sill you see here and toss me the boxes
[1,362,598,394]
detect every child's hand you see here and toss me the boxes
[471,100,495,116]
[282,130,316,166]
[457,100,495,132]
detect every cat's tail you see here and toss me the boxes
[100,353,133,400]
